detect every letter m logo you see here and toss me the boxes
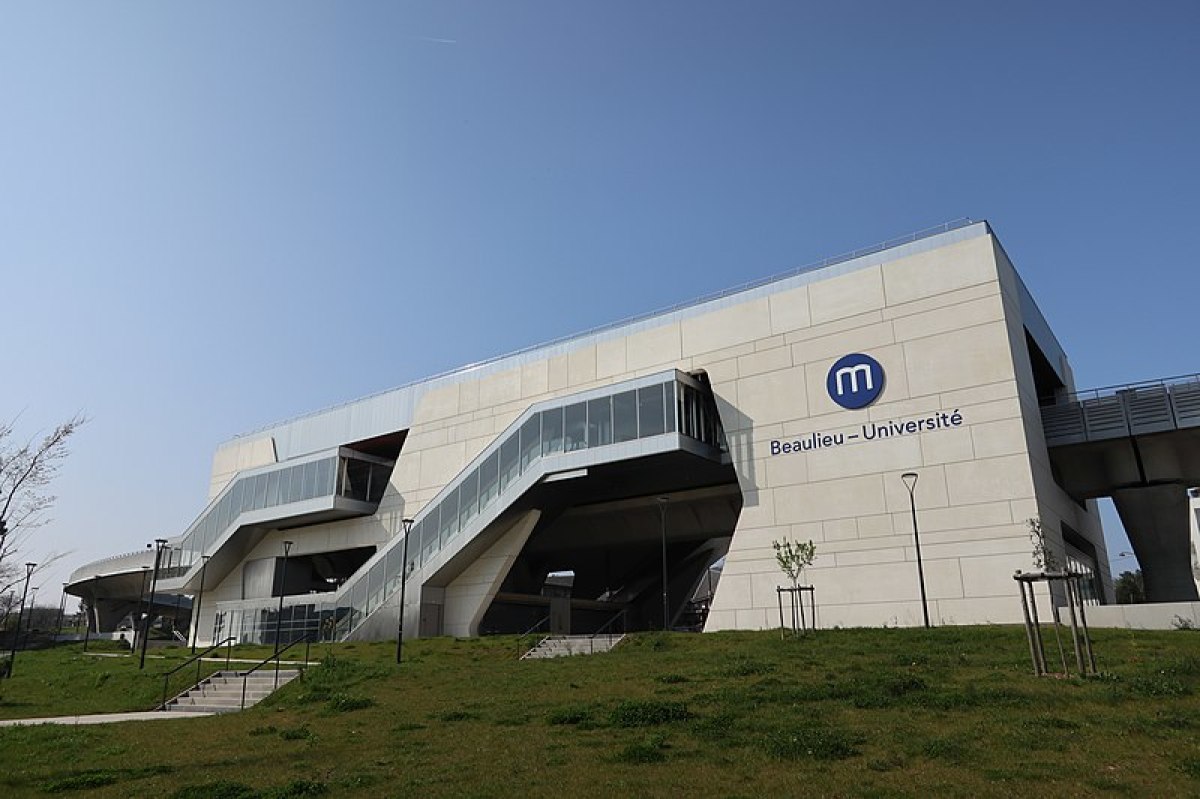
[834,364,874,396]
[826,353,885,410]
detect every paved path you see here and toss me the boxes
[0,710,214,727]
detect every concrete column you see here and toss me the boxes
[1112,484,1200,602]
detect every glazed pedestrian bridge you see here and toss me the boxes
[1041,373,1200,601]
[67,447,395,630]
[211,370,729,645]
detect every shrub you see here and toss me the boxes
[610,700,691,727]
[613,733,668,764]
[765,725,860,761]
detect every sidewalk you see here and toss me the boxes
[0,710,214,727]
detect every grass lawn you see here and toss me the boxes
[0,626,1198,797]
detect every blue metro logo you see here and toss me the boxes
[826,353,885,410]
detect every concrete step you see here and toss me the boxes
[522,634,625,660]
[159,669,302,714]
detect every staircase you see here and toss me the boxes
[161,669,302,714]
[521,634,625,660]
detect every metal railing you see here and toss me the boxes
[158,636,237,710]
[234,218,979,440]
[1041,373,1200,445]
[516,616,550,659]
[239,634,315,709]
[1048,373,1200,406]
[587,608,628,655]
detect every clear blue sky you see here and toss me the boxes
[2,2,1196,604]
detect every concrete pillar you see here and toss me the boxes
[1112,484,1200,602]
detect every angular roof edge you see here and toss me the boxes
[228,218,991,456]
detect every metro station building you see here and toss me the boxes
[70,220,1200,646]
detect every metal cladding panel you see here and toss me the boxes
[269,389,419,461]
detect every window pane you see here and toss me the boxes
[439,487,459,546]
[255,474,270,509]
[216,494,232,532]
[266,470,280,507]
[459,468,479,529]
[587,396,612,448]
[290,466,305,504]
[541,407,564,455]
[350,578,367,625]
[564,402,587,451]
[499,434,519,491]
[229,480,245,517]
[366,561,384,614]
[478,451,499,510]
[519,415,541,472]
[302,462,318,500]
[420,513,439,564]
[316,458,335,496]
[613,390,638,443]
[277,467,293,504]
[385,541,404,597]
[638,384,666,437]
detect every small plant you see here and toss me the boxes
[609,699,691,727]
[613,733,669,764]
[547,704,594,725]
[1171,615,1196,631]
[772,538,817,588]
[1027,517,1060,571]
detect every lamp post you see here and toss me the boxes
[274,540,293,687]
[55,582,68,641]
[139,538,167,670]
[396,518,415,664]
[901,472,930,628]
[5,563,36,678]
[191,555,211,654]
[84,574,101,652]
[24,587,38,644]
[657,497,670,632]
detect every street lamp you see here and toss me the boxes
[139,538,167,670]
[84,574,101,652]
[55,582,68,640]
[901,472,930,628]
[396,518,415,664]
[274,540,293,687]
[191,555,211,654]
[5,563,36,678]
[24,587,38,643]
[658,497,670,632]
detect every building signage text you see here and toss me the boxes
[769,409,965,456]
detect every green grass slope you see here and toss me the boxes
[1,627,1199,797]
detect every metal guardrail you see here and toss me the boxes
[587,608,628,655]
[515,616,550,659]
[1041,374,1200,446]
[234,218,979,440]
[158,636,237,710]
[1050,373,1200,406]
[239,634,315,709]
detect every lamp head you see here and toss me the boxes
[901,472,918,492]
[402,518,415,533]
[282,540,294,556]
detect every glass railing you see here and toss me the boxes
[214,371,727,645]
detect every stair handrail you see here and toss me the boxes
[516,615,550,659]
[239,633,315,709]
[588,608,628,655]
[158,636,238,710]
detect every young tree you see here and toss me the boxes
[0,414,86,592]
[772,538,817,589]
